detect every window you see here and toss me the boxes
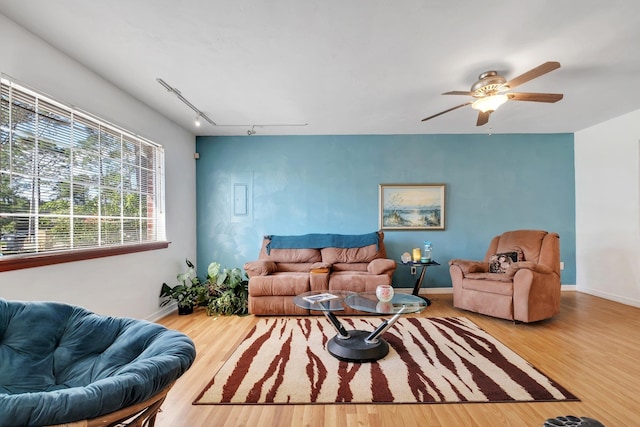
[0,77,166,269]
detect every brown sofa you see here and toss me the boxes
[244,231,396,315]
[449,229,561,323]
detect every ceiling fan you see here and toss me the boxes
[421,61,563,126]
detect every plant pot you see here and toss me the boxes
[177,305,194,315]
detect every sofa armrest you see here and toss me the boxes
[448,259,488,275]
[367,258,396,275]
[310,262,332,274]
[244,260,278,277]
[506,261,553,276]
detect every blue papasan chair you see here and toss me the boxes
[0,299,196,427]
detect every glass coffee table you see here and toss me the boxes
[294,290,427,363]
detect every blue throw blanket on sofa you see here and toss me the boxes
[265,232,379,254]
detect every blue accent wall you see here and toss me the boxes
[195,133,575,288]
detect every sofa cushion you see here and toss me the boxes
[248,296,309,316]
[489,251,519,273]
[465,272,515,283]
[258,240,322,263]
[331,262,368,272]
[321,244,380,264]
[328,271,391,292]
[462,277,514,295]
[248,273,311,297]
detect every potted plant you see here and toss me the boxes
[204,262,249,316]
[159,259,206,315]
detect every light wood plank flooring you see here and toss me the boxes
[155,292,640,426]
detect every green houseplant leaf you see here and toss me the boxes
[161,259,248,316]
[159,259,205,311]
[205,262,248,316]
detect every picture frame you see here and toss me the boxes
[379,184,445,230]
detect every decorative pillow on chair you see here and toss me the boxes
[509,247,525,262]
[489,251,519,273]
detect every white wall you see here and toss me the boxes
[575,109,640,307]
[0,14,197,320]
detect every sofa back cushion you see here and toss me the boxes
[257,239,322,263]
[331,262,369,272]
[321,245,379,264]
[321,231,387,264]
[485,230,548,264]
[483,230,560,275]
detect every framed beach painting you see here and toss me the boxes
[379,184,445,230]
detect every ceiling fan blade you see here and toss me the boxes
[476,111,490,126]
[443,91,474,96]
[508,92,564,103]
[504,61,561,90]
[421,101,472,122]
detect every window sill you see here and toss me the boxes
[0,242,170,272]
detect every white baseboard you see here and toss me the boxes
[577,287,640,308]
[147,304,176,322]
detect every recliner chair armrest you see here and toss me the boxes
[506,261,553,276]
[448,259,488,275]
[244,260,278,277]
[367,258,397,275]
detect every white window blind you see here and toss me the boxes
[0,77,165,257]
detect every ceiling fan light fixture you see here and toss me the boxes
[421,62,562,126]
[471,94,508,113]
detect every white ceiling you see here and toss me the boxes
[2,0,640,136]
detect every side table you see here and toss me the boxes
[401,260,440,305]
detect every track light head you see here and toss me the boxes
[194,114,201,127]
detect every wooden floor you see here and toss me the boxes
[155,292,640,426]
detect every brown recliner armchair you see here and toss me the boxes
[449,230,561,322]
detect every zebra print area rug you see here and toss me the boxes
[194,317,578,405]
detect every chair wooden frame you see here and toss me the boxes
[49,383,174,427]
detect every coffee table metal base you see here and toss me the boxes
[327,330,390,363]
